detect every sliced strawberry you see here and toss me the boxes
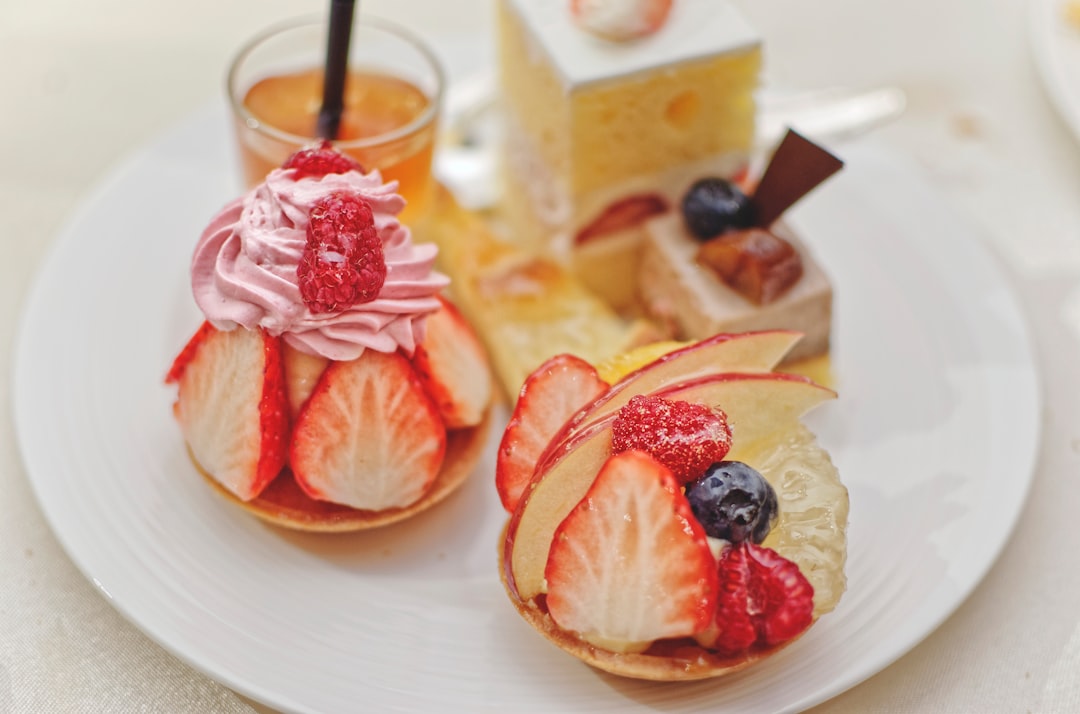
[290,350,446,512]
[168,323,288,501]
[544,450,718,651]
[570,0,673,40]
[698,542,814,654]
[410,296,491,429]
[574,193,669,245]
[165,320,214,384]
[496,354,609,513]
[282,342,330,419]
[610,394,732,483]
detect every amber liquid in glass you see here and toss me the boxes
[239,68,436,222]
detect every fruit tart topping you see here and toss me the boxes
[698,542,814,654]
[545,450,718,653]
[696,227,803,305]
[496,354,610,513]
[290,350,446,511]
[684,461,778,544]
[610,394,732,483]
[570,0,674,41]
[282,139,364,179]
[297,191,387,314]
[167,322,289,501]
[680,177,755,241]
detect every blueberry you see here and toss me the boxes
[680,177,755,240]
[684,461,778,543]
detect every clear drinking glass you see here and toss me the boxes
[227,14,445,224]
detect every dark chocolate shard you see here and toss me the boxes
[751,129,844,228]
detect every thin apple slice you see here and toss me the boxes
[558,331,802,442]
[506,372,834,603]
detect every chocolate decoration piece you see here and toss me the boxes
[751,129,844,228]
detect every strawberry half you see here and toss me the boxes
[410,296,491,429]
[570,0,674,41]
[166,322,288,501]
[290,350,446,512]
[496,354,609,513]
[282,343,330,420]
[544,450,718,652]
[699,542,814,654]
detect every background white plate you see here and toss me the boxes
[13,104,1039,713]
[1030,0,1080,143]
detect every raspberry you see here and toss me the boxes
[712,542,814,655]
[297,192,386,314]
[610,394,732,483]
[283,140,364,180]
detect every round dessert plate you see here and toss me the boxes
[14,103,1039,713]
[1030,0,1080,143]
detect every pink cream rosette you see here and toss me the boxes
[191,168,448,361]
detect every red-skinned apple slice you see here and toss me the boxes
[505,371,835,603]
[548,331,802,452]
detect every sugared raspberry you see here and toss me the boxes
[712,542,814,655]
[283,140,364,180]
[610,394,732,483]
[297,192,386,314]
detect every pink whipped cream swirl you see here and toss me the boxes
[191,168,448,361]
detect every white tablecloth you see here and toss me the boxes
[3,0,1079,711]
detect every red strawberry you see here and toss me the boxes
[297,192,386,314]
[496,354,609,513]
[282,140,364,179]
[166,322,288,501]
[700,542,814,654]
[545,450,718,650]
[574,193,669,245]
[282,342,330,419]
[611,394,732,483]
[290,350,446,512]
[410,296,491,429]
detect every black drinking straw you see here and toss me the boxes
[317,0,356,140]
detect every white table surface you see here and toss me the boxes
[3,0,1080,711]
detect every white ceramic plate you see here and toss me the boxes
[1030,0,1080,143]
[14,104,1039,713]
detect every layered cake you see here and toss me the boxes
[166,143,493,531]
[639,130,844,363]
[497,0,761,307]
[495,333,848,679]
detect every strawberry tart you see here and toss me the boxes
[166,143,493,531]
[495,331,848,679]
